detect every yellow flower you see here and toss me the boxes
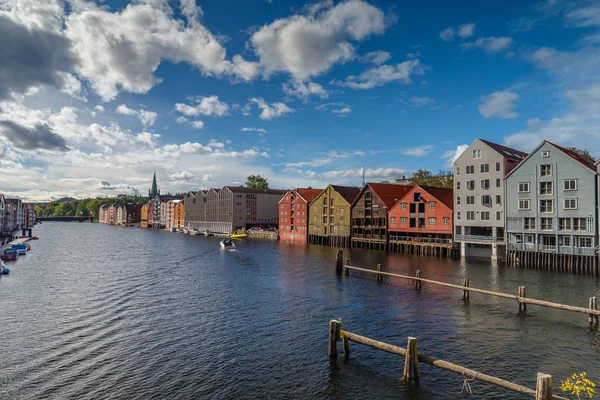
[561,372,596,399]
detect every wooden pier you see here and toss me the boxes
[350,237,387,251]
[507,249,598,276]
[328,319,567,400]
[388,237,456,258]
[308,235,351,248]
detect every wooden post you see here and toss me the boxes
[376,264,382,283]
[328,319,340,358]
[335,250,343,274]
[535,373,552,400]
[463,277,470,301]
[342,334,350,356]
[518,286,527,312]
[403,337,420,382]
[415,270,421,291]
[344,259,350,276]
[589,297,598,327]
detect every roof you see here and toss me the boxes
[548,142,596,170]
[296,188,323,203]
[479,139,528,161]
[355,183,413,209]
[416,186,454,209]
[225,186,286,195]
[330,185,361,204]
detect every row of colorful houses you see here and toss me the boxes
[0,195,36,244]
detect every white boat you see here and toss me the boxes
[220,239,235,250]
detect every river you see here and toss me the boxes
[1,222,599,399]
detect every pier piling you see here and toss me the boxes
[415,270,421,291]
[518,286,527,312]
[535,373,552,400]
[403,337,419,382]
[462,277,470,301]
[590,297,599,327]
[328,319,340,358]
[376,264,382,283]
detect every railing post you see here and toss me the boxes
[518,286,527,312]
[328,319,341,359]
[462,277,470,301]
[376,264,382,283]
[415,270,421,290]
[335,250,343,274]
[535,373,552,400]
[344,259,350,276]
[589,296,598,327]
[403,337,420,382]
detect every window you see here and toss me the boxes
[480,163,489,173]
[401,217,407,224]
[390,217,396,224]
[539,182,553,195]
[540,164,552,177]
[323,198,327,205]
[466,211,474,220]
[564,179,577,191]
[541,150,550,158]
[540,199,553,213]
[428,217,436,224]
[456,182,461,190]
[564,198,578,210]
[481,211,490,220]
[561,236,571,247]
[466,165,474,174]
[518,182,530,193]
[579,237,592,248]
[480,179,489,189]
[559,218,571,231]
[457,212,461,220]
[481,195,491,206]
[496,162,501,172]
[496,178,501,188]
[473,149,482,159]
[340,208,344,214]
[573,218,586,231]
[496,195,501,205]
[541,218,552,230]
[443,217,449,225]
[456,197,461,205]
[428,201,436,208]
[400,203,407,210]
[496,211,501,221]
[466,196,475,205]
[524,217,536,230]
[456,166,461,175]
[467,180,475,190]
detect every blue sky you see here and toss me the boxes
[1,0,599,200]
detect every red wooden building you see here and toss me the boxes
[350,183,412,250]
[279,188,323,243]
[388,185,454,242]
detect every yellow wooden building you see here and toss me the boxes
[308,185,360,247]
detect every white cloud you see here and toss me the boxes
[401,145,433,157]
[331,106,352,116]
[285,166,410,181]
[457,23,475,39]
[461,37,514,53]
[240,127,267,133]
[565,5,600,27]
[249,0,387,80]
[135,132,161,146]
[439,27,455,41]
[117,104,157,127]
[170,170,195,181]
[208,139,225,148]
[94,105,105,112]
[478,91,520,119]
[202,174,213,182]
[333,60,426,90]
[282,81,328,101]
[409,96,435,107]
[283,150,365,167]
[116,104,136,116]
[174,95,230,117]
[361,51,391,65]
[249,98,295,120]
[442,144,469,167]
[179,141,212,154]
[191,120,205,129]
[176,116,188,124]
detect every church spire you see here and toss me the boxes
[150,172,159,197]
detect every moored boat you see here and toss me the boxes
[220,239,235,250]
[11,244,27,255]
[1,248,18,262]
[230,230,248,240]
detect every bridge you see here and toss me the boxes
[37,216,95,222]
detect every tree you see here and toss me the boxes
[566,147,595,160]
[410,169,453,188]
[245,175,269,189]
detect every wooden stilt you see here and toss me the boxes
[589,297,598,327]
[344,259,350,276]
[535,373,552,400]
[328,319,340,358]
[463,277,470,301]
[518,286,527,312]
[415,270,421,291]
[403,337,419,382]
[335,249,343,274]
[376,263,382,283]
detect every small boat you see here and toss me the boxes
[204,230,214,237]
[1,260,9,274]
[31,236,39,240]
[230,230,248,240]
[11,244,27,255]
[170,227,176,232]
[220,239,235,250]
[0,248,18,262]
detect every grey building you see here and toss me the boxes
[453,138,527,259]
[184,186,285,233]
[505,141,597,260]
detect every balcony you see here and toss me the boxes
[454,234,503,243]
[507,243,596,256]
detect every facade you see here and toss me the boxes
[505,141,598,269]
[140,203,150,228]
[116,204,125,225]
[278,188,322,243]
[388,185,454,242]
[174,200,185,229]
[108,204,116,225]
[453,139,527,260]
[308,185,360,247]
[6,198,23,232]
[165,200,183,230]
[99,204,109,224]
[184,186,285,233]
[351,183,412,250]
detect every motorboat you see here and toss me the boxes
[11,244,27,255]
[170,227,176,232]
[220,239,235,250]
[1,248,18,262]
[204,230,214,237]
[230,230,248,240]
[1,260,9,274]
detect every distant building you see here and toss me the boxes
[395,176,413,185]
[278,188,323,243]
[6,198,23,232]
[173,199,185,229]
[140,202,150,228]
[308,185,360,247]
[99,204,109,224]
[108,204,117,225]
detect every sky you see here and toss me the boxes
[1,0,600,201]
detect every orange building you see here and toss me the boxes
[140,203,150,228]
[174,200,185,229]
[388,185,454,242]
[278,188,323,243]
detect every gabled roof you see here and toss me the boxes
[330,185,361,205]
[296,188,323,203]
[479,138,528,161]
[353,183,413,209]
[408,185,454,210]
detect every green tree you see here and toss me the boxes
[245,175,270,189]
[35,205,44,217]
[566,147,595,160]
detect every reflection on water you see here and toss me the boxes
[1,222,599,399]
